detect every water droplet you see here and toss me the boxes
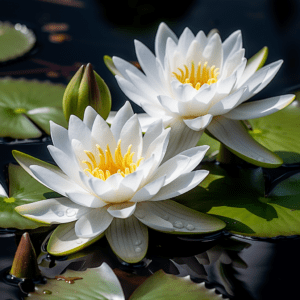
[186,224,195,231]
[134,240,142,246]
[43,290,52,295]
[57,211,64,217]
[135,211,145,219]
[174,221,184,229]
[76,239,82,244]
[135,247,142,253]
[233,222,237,224]
[66,208,76,217]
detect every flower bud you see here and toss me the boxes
[63,63,111,121]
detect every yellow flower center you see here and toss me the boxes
[82,140,143,181]
[172,61,220,90]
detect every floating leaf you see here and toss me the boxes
[0,78,67,139]
[175,163,300,237]
[26,263,125,300]
[1,164,60,229]
[130,270,227,300]
[0,21,36,62]
[248,101,300,163]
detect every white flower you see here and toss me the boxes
[14,102,225,263]
[112,23,295,167]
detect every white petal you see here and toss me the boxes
[106,110,116,125]
[206,116,283,167]
[151,155,191,185]
[135,200,225,233]
[142,119,164,157]
[223,94,295,120]
[177,27,195,56]
[66,191,106,208]
[222,30,242,63]
[176,145,209,173]
[111,101,134,142]
[119,114,143,161]
[158,95,180,114]
[91,114,117,152]
[150,170,209,201]
[138,113,160,132]
[107,202,137,218]
[130,175,166,202]
[162,120,202,163]
[220,49,245,79]
[83,106,98,130]
[68,115,92,151]
[202,33,223,69]
[75,207,113,238]
[50,121,73,158]
[29,165,86,197]
[207,88,246,116]
[47,222,104,256]
[118,170,144,196]
[15,198,91,224]
[155,22,179,65]
[0,183,8,197]
[183,114,213,131]
[105,216,148,263]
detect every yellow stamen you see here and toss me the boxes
[82,140,144,181]
[172,61,219,90]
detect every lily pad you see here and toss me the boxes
[197,132,220,160]
[0,21,36,62]
[0,78,67,139]
[0,164,60,229]
[130,270,227,300]
[27,263,125,300]
[175,163,300,238]
[248,101,300,163]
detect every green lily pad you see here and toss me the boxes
[130,270,227,300]
[175,163,300,238]
[197,132,220,160]
[0,78,67,139]
[248,101,300,163]
[1,164,60,229]
[0,21,36,62]
[26,263,125,300]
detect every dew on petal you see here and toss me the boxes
[186,224,195,231]
[43,290,52,295]
[66,208,76,217]
[135,211,145,219]
[173,221,184,229]
[76,239,83,244]
[135,247,142,253]
[163,214,169,220]
[57,211,64,217]
[134,240,142,246]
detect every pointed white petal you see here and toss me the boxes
[66,191,106,208]
[238,46,268,86]
[135,200,226,233]
[0,183,8,197]
[158,95,180,114]
[119,114,143,161]
[138,113,159,132]
[222,30,242,63]
[162,120,202,163]
[178,27,195,56]
[223,94,295,120]
[155,22,179,64]
[83,106,98,130]
[118,170,144,195]
[183,114,213,131]
[202,33,223,69]
[207,116,283,167]
[130,175,166,202]
[105,216,148,263]
[111,101,134,142]
[217,71,238,94]
[47,222,104,256]
[107,202,137,218]
[150,170,209,201]
[29,165,85,197]
[220,49,245,79]
[75,207,113,238]
[15,198,91,224]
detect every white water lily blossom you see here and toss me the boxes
[112,22,295,167]
[13,102,225,263]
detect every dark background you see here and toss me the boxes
[0,0,299,113]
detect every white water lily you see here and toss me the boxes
[13,102,225,263]
[112,22,295,167]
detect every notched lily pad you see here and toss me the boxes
[0,78,67,139]
[0,164,61,229]
[175,163,300,238]
[248,100,300,163]
[26,263,125,300]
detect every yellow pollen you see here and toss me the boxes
[82,140,143,181]
[172,61,219,90]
